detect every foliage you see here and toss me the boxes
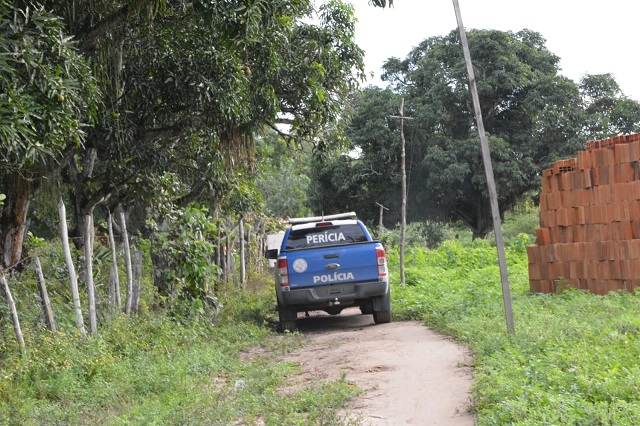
[0,2,100,268]
[1,0,370,272]
[147,202,221,306]
[0,2,99,172]
[308,87,402,221]
[0,307,360,425]
[66,0,366,216]
[384,29,585,237]
[254,132,313,219]
[389,237,640,425]
[322,29,640,239]
[381,220,448,249]
[579,73,640,139]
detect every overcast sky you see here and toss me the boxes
[349,0,640,101]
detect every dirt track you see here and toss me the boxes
[283,307,476,425]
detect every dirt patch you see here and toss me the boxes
[283,307,476,425]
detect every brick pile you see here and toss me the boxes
[527,133,640,294]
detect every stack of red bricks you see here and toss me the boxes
[527,133,640,294]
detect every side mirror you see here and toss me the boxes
[265,249,278,260]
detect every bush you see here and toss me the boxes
[382,220,449,248]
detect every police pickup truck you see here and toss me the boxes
[265,212,391,331]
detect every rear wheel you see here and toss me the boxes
[372,293,391,324]
[279,319,297,332]
[373,308,391,324]
[277,302,298,332]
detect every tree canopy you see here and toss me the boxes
[312,29,640,238]
[0,2,100,268]
[0,0,369,270]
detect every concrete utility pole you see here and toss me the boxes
[390,98,413,286]
[452,0,515,333]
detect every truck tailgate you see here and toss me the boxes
[286,242,380,289]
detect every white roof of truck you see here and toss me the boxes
[288,212,357,225]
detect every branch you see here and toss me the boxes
[266,122,295,143]
[79,1,155,54]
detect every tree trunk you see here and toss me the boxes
[0,173,34,272]
[84,213,97,336]
[1,271,25,354]
[34,256,57,333]
[120,211,134,315]
[107,212,121,312]
[58,198,86,337]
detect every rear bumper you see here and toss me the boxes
[279,279,389,308]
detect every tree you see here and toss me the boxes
[0,2,99,270]
[346,29,587,238]
[1,0,368,276]
[254,132,313,219]
[308,87,403,223]
[579,74,640,139]
[55,0,368,244]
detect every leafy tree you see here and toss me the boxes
[307,87,404,222]
[55,0,369,242]
[255,132,313,219]
[342,29,588,238]
[1,0,369,274]
[0,2,99,270]
[579,73,640,139]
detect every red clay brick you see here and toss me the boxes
[529,279,541,293]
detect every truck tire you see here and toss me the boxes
[373,308,391,324]
[277,302,298,332]
[372,293,391,324]
[279,319,297,332]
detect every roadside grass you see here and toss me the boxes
[0,280,360,425]
[389,236,640,425]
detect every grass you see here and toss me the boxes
[0,281,360,425]
[389,235,640,425]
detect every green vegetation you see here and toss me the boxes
[0,282,359,425]
[314,32,640,239]
[4,207,640,425]
[390,229,640,424]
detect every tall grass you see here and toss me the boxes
[390,235,640,425]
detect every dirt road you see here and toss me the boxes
[284,307,476,425]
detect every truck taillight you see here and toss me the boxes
[277,258,289,286]
[376,248,387,277]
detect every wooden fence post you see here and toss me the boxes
[132,249,142,314]
[85,213,97,336]
[1,271,25,354]
[108,212,121,312]
[120,211,133,315]
[58,198,86,337]
[239,216,246,285]
[34,256,56,333]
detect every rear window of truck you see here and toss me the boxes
[286,224,368,250]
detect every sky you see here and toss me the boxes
[349,0,640,101]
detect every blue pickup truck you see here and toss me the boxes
[265,212,391,331]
